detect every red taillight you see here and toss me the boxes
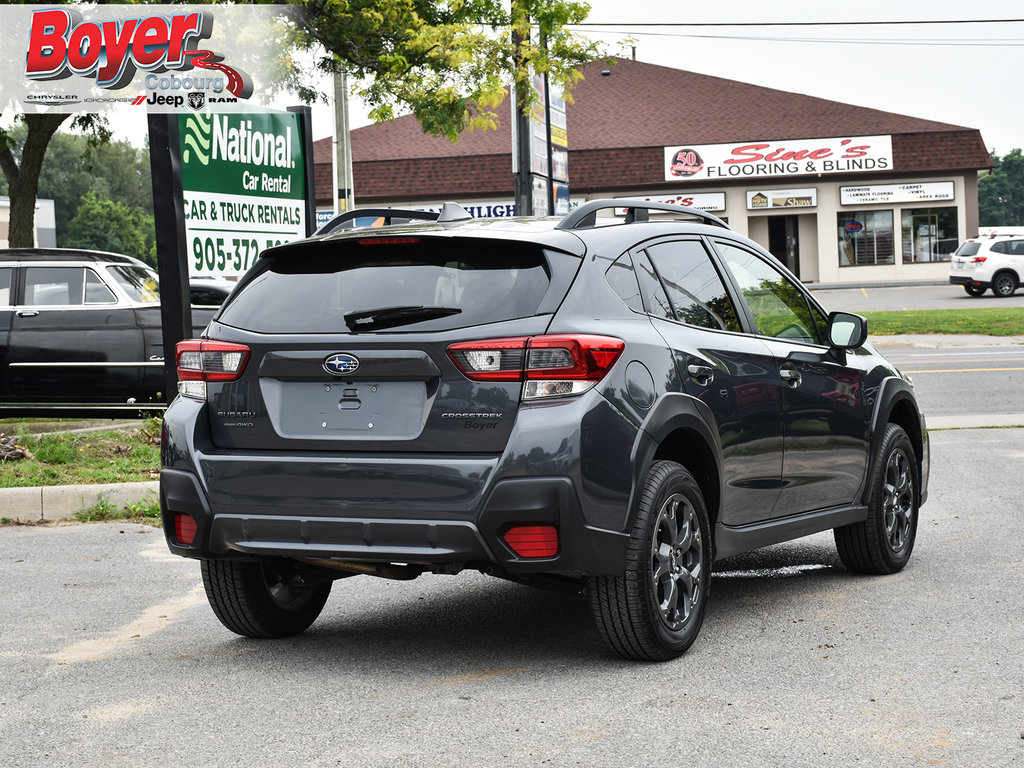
[970,256,987,264]
[174,514,197,546]
[175,339,250,399]
[526,335,625,380]
[447,335,624,399]
[502,525,559,558]
[446,337,529,381]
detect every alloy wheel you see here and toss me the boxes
[883,449,914,554]
[650,493,704,631]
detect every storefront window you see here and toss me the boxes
[901,207,958,263]
[837,211,894,267]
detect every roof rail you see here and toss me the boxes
[314,207,440,236]
[555,199,729,231]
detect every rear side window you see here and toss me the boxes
[218,239,553,333]
[605,254,644,312]
[108,265,160,303]
[644,240,741,332]
[955,242,981,257]
[991,242,1011,254]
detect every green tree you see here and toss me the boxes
[64,191,156,265]
[1,126,153,242]
[290,0,600,140]
[979,149,1024,228]
[0,114,111,247]
[3,1,599,244]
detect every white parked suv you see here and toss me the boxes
[949,228,1024,297]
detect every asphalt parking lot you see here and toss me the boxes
[1,426,1021,768]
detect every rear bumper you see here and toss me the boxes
[161,468,628,575]
[949,274,988,288]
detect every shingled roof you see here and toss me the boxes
[313,57,991,203]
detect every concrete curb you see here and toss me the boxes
[0,481,158,523]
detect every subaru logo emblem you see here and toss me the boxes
[323,353,359,376]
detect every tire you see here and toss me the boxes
[834,423,918,574]
[201,557,332,638]
[963,284,986,297]
[588,461,712,661]
[991,272,1017,298]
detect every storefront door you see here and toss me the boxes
[768,215,800,277]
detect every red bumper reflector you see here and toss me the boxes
[502,525,559,558]
[174,514,197,546]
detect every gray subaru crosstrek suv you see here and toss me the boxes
[160,200,928,660]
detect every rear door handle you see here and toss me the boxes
[15,310,39,318]
[779,363,802,388]
[687,363,714,385]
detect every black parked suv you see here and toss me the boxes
[0,248,223,416]
[160,200,928,660]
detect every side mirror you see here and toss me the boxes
[827,311,868,349]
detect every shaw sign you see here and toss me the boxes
[664,135,893,182]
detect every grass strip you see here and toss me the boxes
[0,419,161,488]
[863,307,1024,336]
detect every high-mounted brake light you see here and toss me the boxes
[175,340,250,400]
[357,236,422,246]
[447,334,624,399]
[502,525,559,558]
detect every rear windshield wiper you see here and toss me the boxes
[343,305,462,331]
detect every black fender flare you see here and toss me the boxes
[625,392,724,532]
[860,375,924,505]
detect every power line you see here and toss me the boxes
[576,18,1024,27]
[574,28,1024,46]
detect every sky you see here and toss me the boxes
[307,0,1022,155]
[6,1,1020,156]
[567,0,1022,154]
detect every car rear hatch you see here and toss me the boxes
[192,231,583,455]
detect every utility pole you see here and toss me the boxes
[334,69,354,213]
[512,18,532,217]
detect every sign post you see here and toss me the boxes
[150,107,315,403]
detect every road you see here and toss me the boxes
[811,282,1024,312]
[1,427,1022,768]
[877,344,1024,423]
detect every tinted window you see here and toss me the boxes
[218,240,552,334]
[605,254,644,312]
[0,267,10,306]
[108,266,160,303]
[954,241,981,257]
[190,286,230,306]
[633,251,674,319]
[714,241,823,344]
[85,269,116,304]
[24,267,83,306]
[991,241,1011,255]
[645,240,741,332]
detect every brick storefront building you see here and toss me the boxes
[313,58,991,284]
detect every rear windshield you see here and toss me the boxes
[955,241,981,257]
[217,239,552,333]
